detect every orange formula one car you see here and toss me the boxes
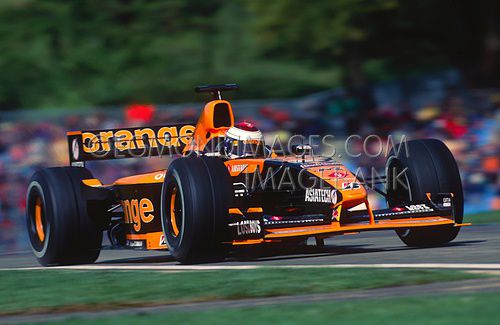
[26,84,468,265]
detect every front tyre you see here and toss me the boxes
[161,157,231,263]
[26,167,103,266]
[386,139,464,247]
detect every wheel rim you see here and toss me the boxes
[34,197,45,242]
[161,170,186,247]
[169,187,182,237]
[27,182,50,256]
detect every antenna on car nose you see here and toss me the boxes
[195,83,239,100]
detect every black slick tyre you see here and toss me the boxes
[385,139,463,247]
[26,167,103,266]
[161,157,231,263]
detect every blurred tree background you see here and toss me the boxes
[0,0,498,109]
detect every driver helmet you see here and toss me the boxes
[223,121,265,158]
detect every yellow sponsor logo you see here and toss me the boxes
[82,125,195,153]
[121,198,155,232]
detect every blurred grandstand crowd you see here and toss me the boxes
[1,72,498,251]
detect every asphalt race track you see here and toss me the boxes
[1,224,499,269]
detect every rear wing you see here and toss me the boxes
[67,124,195,166]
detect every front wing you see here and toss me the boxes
[228,193,469,243]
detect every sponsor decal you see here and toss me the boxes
[121,198,155,232]
[332,208,339,221]
[127,240,144,248]
[300,162,340,168]
[391,207,405,212]
[341,182,361,190]
[159,234,166,246]
[233,182,248,197]
[404,204,433,212]
[229,220,262,236]
[305,188,337,204]
[154,173,165,180]
[443,197,451,207]
[72,138,79,160]
[81,125,195,153]
[229,164,248,173]
[329,170,348,179]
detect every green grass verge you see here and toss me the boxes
[0,268,480,315]
[59,292,500,324]
[465,210,500,224]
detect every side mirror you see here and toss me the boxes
[291,144,312,156]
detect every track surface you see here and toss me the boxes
[1,224,499,268]
[1,224,498,323]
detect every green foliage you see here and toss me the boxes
[249,0,500,86]
[248,0,398,59]
[0,0,340,109]
[0,0,498,109]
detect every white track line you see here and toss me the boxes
[4,263,500,271]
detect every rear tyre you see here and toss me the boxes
[385,139,463,247]
[161,157,231,263]
[26,167,103,266]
